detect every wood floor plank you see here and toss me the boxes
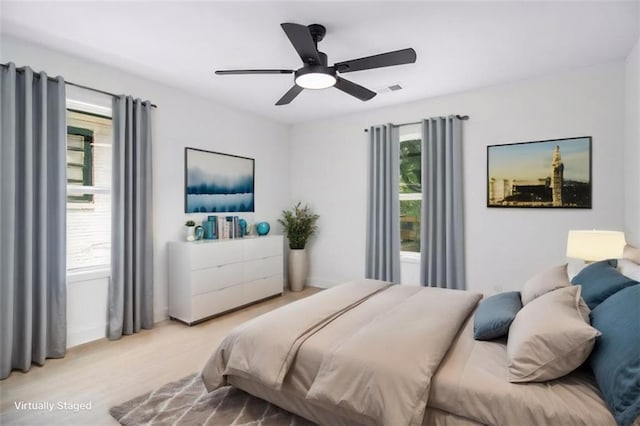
[0,287,321,425]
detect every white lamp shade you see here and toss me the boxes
[566,230,626,262]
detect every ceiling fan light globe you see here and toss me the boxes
[294,65,337,89]
[295,72,336,89]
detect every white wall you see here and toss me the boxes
[290,63,626,294]
[1,35,290,346]
[624,31,640,246]
[2,33,633,345]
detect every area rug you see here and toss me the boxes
[109,373,315,425]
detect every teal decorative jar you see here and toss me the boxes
[256,222,270,236]
[202,219,215,240]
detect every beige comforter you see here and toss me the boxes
[202,279,481,425]
[202,279,391,391]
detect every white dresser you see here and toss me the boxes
[168,235,284,325]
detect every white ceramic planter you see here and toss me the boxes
[288,248,308,292]
[185,226,195,242]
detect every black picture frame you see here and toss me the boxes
[487,136,592,208]
[184,147,255,213]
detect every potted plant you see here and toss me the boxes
[278,202,319,292]
[185,220,196,242]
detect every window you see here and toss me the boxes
[67,126,94,203]
[66,108,113,271]
[399,125,421,254]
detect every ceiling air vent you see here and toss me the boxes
[375,83,403,94]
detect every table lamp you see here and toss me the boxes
[566,230,626,263]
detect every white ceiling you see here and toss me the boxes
[1,1,638,124]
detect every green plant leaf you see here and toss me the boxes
[278,202,320,249]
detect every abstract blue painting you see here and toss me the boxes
[185,148,255,213]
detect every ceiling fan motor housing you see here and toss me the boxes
[308,24,326,43]
[296,46,336,89]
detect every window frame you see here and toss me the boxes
[65,106,113,273]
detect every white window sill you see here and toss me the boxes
[400,252,421,264]
[67,267,110,283]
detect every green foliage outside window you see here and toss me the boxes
[400,139,421,252]
[400,139,421,194]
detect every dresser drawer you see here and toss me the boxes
[192,284,247,320]
[191,276,283,321]
[189,240,243,270]
[247,274,284,299]
[191,262,245,295]
[243,255,283,282]
[243,236,282,260]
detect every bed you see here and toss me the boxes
[201,246,640,426]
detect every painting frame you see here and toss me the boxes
[184,147,255,213]
[487,136,592,209]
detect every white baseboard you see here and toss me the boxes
[155,307,169,323]
[307,277,341,288]
[67,307,169,349]
[67,323,106,348]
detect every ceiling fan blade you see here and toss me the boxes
[215,69,294,75]
[334,48,417,73]
[280,23,321,65]
[334,77,376,101]
[276,85,304,105]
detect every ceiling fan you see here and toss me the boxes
[215,23,417,106]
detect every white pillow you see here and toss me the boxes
[623,245,640,264]
[520,264,571,305]
[507,285,600,383]
[566,259,587,281]
[618,258,640,281]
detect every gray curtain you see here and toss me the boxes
[365,124,401,283]
[0,63,67,379]
[420,116,465,289]
[108,96,154,340]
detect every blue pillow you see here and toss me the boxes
[571,259,638,309]
[589,284,640,426]
[473,291,522,340]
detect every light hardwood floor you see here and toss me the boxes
[0,287,321,425]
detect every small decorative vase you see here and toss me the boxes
[288,248,308,292]
[194,225,204,240]
[239,218,247,236]
[256,222,270,236]
[203,219,215,240]
[185,226,195,242]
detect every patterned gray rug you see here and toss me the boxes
[109,373,315,425]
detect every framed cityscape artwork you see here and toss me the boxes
[487,136,592,208]
[184,148,255,213]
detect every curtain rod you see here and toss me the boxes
[363,115,469,132]
[1,63,158,108]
